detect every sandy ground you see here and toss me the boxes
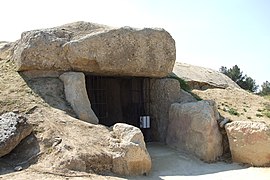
[2,143,269,180]
[143,143,270,180]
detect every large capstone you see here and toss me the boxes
[13,21,176,77]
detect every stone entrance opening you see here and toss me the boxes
[85,75,150,129]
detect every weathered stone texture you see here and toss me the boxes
[59,72,98,124]
[173,62,240,90]
[13,21,176,77]
[111,123,151,176]
[225,121,270,166]
[166,100,223,162]
[0,112,32,157]
[149,78,196,142]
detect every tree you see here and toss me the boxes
[260,81,270,95]
[219,66,228,75]
[238,76,258,92]
[219,65,258,93]
[219,65,244,83]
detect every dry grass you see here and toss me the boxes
[192,87,270,123]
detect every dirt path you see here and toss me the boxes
[142,143,270,180]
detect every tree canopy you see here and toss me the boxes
[219,65,258,92]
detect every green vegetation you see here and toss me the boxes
[256,113,263,118]
[167,73,203,101]
[220,65,258,92]
[263,103,270,118]
[228,107,239,116]
[264,111,270,118]
[260,81,270,95]
[168,73,191,92]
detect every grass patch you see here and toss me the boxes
[264,95,270,100]
[167,72,203,101]
[256,113,263,118]
[228,108,239,116]
[168,73,191,92]
[262,103,270,118]
[264,111,270,118]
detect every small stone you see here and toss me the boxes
[219,118,230,128]
[14,166,23,171]
[52,137,62,147]
[12,109,19,114]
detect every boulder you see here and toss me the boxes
[13,21,176,77]
[225,121,270,166]
[0,112,32,157]
[111,123,151,176]
[166,100,223,162]
[59,72,99,124]
[173,62,240,90]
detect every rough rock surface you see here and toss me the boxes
[111,123,151,176]
[0,112,32,157]
[225,121,270,166]
[59,72,98,124]
[12,21,176,77]
[173,62,240,90]
[166,100,223,162]
[0,41,13,60]
[149,78,196,142]
[149,78,180,142]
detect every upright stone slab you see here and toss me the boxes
[149,78,181,142]
[60,72,98,124]
[149,78,196,142]
[166,100,223,162]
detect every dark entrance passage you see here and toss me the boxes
[85,75,150,128]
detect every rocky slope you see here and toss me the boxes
[0,59,151,177]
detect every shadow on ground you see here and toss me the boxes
[0,134,40,176]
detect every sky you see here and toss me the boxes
[1,0,269,86]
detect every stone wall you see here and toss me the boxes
[149,78,181,142]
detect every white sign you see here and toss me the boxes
[140,116,150,128]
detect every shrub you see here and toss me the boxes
[228,108,239,116]
[256,113,263,118]
[264,111,270,118]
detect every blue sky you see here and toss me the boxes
[1,0,269,86]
